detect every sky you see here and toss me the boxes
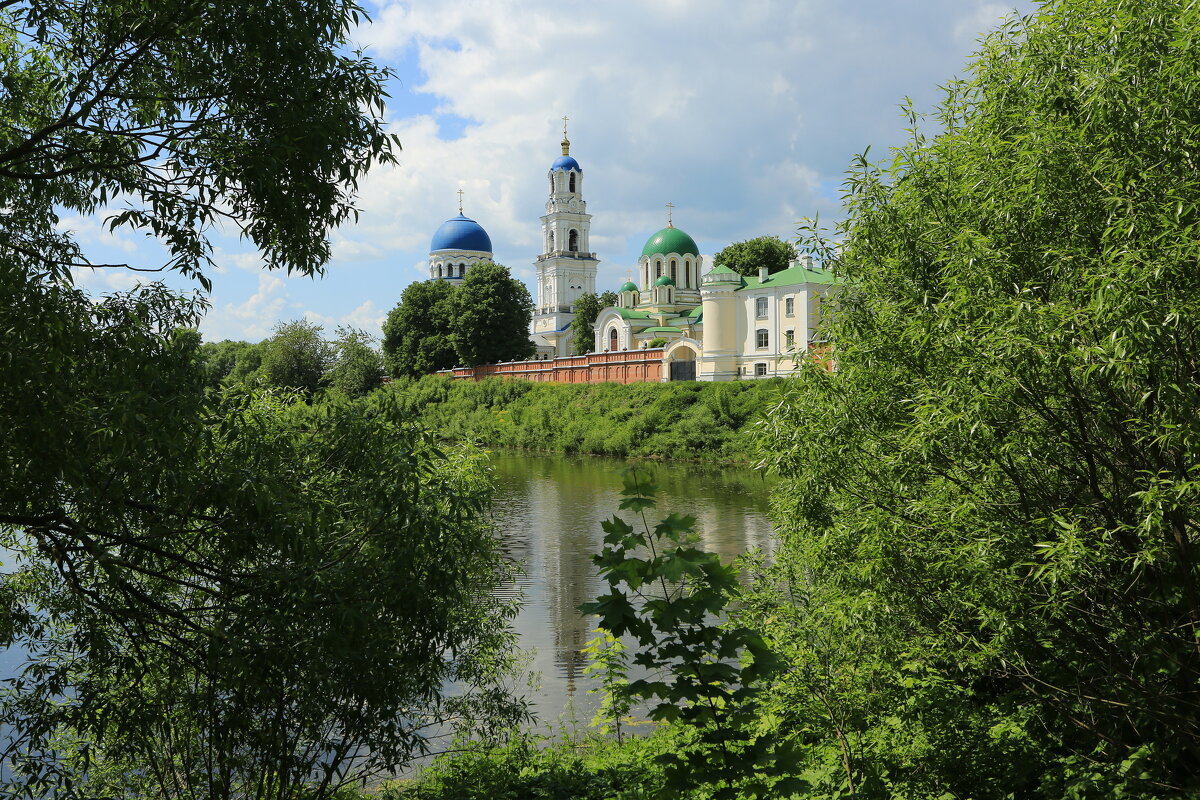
[69,0,1038,343]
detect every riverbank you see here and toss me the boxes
[386,375,786,464]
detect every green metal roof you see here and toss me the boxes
[654,274,675,287]
[641,326,683,334]
[615,307,652,319]
[665,317,693,327]
[737,264,840,290]
[619,280,638,292]
[641,226,699,258]
[702,264,743,285]
[687,305,703,318]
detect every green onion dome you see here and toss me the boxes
[654,275,675,287]
[619,280,638,292]
[641,225,699,258]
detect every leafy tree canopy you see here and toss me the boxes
[382,278,460,378]
[327,325,386,397]
[757,0,1200,795]
[0,1,522,796]
[712,236,796,277]
[259,319,333,396]
[452,264,535,367]
[569,290,617,356]
[0,0,397,289]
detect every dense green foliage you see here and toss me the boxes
[713,236,796,277]
[387,375,781,463]
[453,263,536,366]
[258,319,334,396]
[198,323,385,398]
[581,471,794,799]
[0,1,523,797]
[327,326,387,397]
[382,278,459,377]
[0,0,395,288]
[747,0,1200,795]
[382,265,535,375]
[569,290,618,356]
[382,732,677,800]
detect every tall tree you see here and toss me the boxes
[569,290,618,356]
[713,236,796,277]
[382,279,459,377]
[327,325,385,397]
[452,263,535,366]
[0,1,520,797]
[259,319,333,396]
[757,1,1200,795]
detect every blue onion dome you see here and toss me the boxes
[619,280,638,292]
[551,155,582,172]
[654,274,675,287]
[430,213,493,253]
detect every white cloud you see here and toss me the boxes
[351,0,1036,296]
[200,273,289,341]
[179,0,1040,339]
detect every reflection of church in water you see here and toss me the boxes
[422,120,839,378]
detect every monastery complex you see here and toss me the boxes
[425,126,838,383]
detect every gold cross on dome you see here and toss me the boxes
[666,202,675,227]
[457,188,464,214]
[562,115,569,136]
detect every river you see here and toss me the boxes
[0,450,776,737]
[487,450,776,728]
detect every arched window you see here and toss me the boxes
[670,259,677,283]
[685,261,691,287]
[569,173,576,192]
[756,329,769,349]
[569,229,579,252]
[609,328,618,351]
[548,230,554,251]
[656,260,663,278]
[458,262,466,277]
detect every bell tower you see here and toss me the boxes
[532,118,600,356]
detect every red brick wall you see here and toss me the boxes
[441,349,665,384]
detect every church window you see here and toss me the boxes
[755,363,768,377]
[685,261,691,287]
[569,229,579,252]
[785,297,794,315]
[609,328,618,351]
[569,173,576,192]
[670,259,677,283]
[756,329,769,349]
[755,297,768,318]
[459,263,466,277]
[785,329,795,348]
[548,230,554,251]
[656,260,662,279]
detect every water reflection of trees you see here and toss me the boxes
[488,451,775,714]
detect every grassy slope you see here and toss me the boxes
[386,375,787,464]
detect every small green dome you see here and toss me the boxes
[654,275,675,287]
[619,280,638,292]
[641,225,699,258]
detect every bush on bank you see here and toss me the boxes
[386,375,784,464]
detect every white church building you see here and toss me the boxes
[423,125,838,381]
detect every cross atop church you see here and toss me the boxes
[562,115,569,136]
[666,202,675,227]
[457,188,464,214]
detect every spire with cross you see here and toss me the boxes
[457,188,464,215]
[561,115,570,156]
[666,202,675,228]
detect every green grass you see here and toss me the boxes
[384,376,787,464]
